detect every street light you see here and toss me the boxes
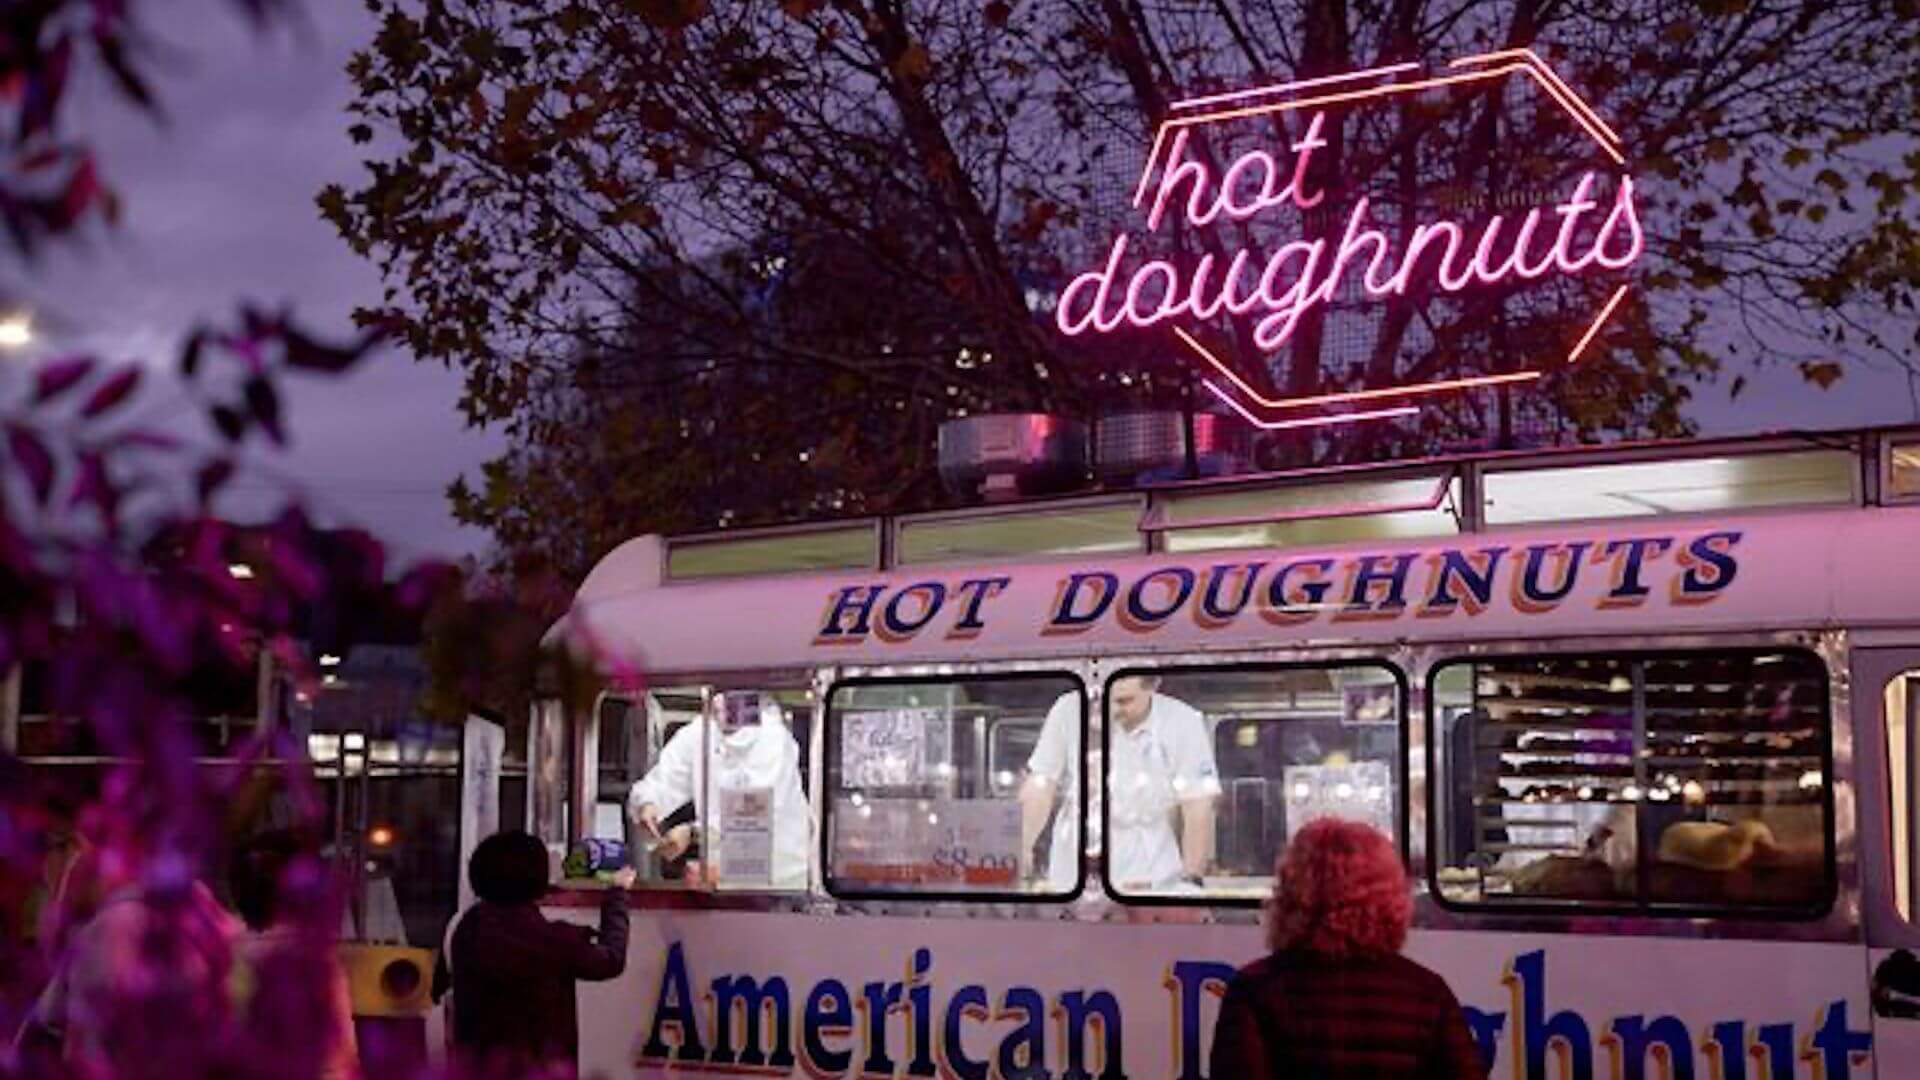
[0,313,30,349]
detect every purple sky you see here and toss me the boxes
[21,3,1918,565]
[25,2,503,564]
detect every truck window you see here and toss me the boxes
[823,672,1084,900]
[1101,662,1404,903]
[1430,648,1833,915]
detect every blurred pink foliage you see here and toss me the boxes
[1,3,456,1076]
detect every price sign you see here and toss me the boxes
[832,798,1021,888]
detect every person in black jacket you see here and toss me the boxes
[432,831,632,1076]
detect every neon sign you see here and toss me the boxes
[1056,50,1641,429]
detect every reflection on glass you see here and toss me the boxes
[624,689,814,890]
[1107,665,1402,902]
[1891,672,1915,921]
[825,674,1080,897]
[1431,650,1830,910]
[1482,451,1853,524]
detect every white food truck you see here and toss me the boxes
[516,427,1920,1078]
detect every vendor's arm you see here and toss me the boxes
[1019,695,1075,876]
[1178,797,1215,879]
[1168,702,1222,879]
[628,721,699,832]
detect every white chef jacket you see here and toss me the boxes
[1028,691,1220,891]
[627,716,811,889]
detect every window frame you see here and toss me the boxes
[1101,658,1411,909]
[1423,645,1838,921]
[1880,668,1919,925]
[819,669,1090,904]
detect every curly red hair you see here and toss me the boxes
[1266,818,1411,957]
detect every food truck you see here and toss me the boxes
[514,426,1920,1078]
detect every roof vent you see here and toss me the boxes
[1095,410,1252,485]
[938,414,1089,502]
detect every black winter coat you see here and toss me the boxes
[432,888,629,1074]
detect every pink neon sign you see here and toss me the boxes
[1058,50,1641,428]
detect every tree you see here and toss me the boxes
[328,0,1920,573]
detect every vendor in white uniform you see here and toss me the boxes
[627,693,811,889]
[1020,675,1220,892]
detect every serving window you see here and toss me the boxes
[823,672,1084,900]
[1100,662,1404,904]
[588,686,816,892]
[1430,648,1833,914]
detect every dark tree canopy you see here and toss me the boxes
[327,0,1920,578]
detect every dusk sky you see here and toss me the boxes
[24,2,1920,564]
[26,2,503,564]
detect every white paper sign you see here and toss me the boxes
[839,708,937,788]
[716,786,773,884]
[831,797,1020,888]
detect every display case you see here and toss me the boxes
[1434,649,1830,910]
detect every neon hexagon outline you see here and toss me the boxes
[1122,48,1635,428]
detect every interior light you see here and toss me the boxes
[228,563,255,580]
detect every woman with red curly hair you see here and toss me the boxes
[1210,818,1486,1077]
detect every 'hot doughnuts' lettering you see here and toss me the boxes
[808,531,1742,645]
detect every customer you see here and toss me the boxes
[1210,819,1485,1078]
[434,831,634,1076]
[226,829,359,1079]
[18,837,242,1078]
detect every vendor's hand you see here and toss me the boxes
[634,803,662,837]
[610,867,638,890]
[658,823,694,861]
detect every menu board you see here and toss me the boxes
[840,708,939,788]
[832,797,1021,888]
[1282,761,1395,841]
